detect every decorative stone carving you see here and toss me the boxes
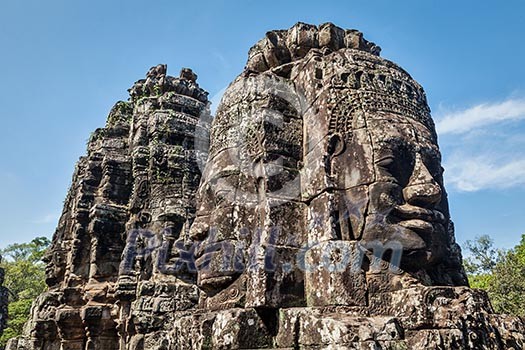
[7,23,525,349]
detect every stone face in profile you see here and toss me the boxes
[7,22,525,350]
[310,63,450,269]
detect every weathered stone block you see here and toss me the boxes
[305,241,366,307]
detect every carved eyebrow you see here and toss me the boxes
[374,137,415,153]
[417,146,441,160]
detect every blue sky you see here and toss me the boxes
[0,0,524,252]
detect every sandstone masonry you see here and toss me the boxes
[7,23,525,350]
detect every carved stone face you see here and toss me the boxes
[335,115,448,269]
[194,50,454,301]
[43,249,67,287]
[191,162,245,293]
[192,75,305,302]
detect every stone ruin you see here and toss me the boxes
[0,255,8,341]
[6,22,525,349]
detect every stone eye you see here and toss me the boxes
[376,156,395,168]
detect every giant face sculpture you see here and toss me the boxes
[192,31,465,309]
[351,115,448,269]
[191,74,306,308]
[43,247,67,287]
[299,48,454,275]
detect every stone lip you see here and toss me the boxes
[245,22,381,73]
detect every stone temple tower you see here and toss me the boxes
[7,65,210,350]
[7,23,525,349]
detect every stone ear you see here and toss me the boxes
[325,133,346,177]
[328,133,346,157]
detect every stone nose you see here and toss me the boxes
[402,154,442,207]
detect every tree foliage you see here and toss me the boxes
[464,234,525,316]
[0,237,50,347]
[463,235,502,275]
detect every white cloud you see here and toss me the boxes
[209,86,227,115]
[212,51,230,70]
[33,213,59,224]
[444,156,525,192]
[436,98,525,135]
[437,96,525,192]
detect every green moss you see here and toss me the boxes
[106,101,133,127]
[390,342,409,350]
[172,145,184,156]
[88,128,107,144]
[153,85,162,96]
